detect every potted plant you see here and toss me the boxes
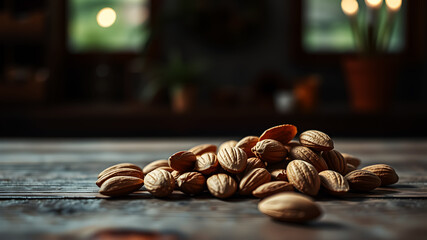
[341,0,402,112]
[156,52,206,113]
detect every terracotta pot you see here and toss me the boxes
[343,57,398,112]
[171,86,197,114]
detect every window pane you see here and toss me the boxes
[303,0,405,53]
[68,0,150,53]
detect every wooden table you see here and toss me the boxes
[1,139,426,240]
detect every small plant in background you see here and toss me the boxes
[155,51,206,92]
[341,0,402,55]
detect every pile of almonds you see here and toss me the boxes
[96,124,399,223]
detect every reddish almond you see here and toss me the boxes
[259,124,297,145]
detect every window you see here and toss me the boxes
[302,0,405,53]
[68,0,150,53]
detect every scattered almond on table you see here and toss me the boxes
[95,124,399,223]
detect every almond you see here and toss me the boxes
[241,157,266,176]
[218,140,238,152]
[99,176,143,197]
[341,153,361,168]
[252,139,287,163]
[188,144,217,156]
[239,168,271,195]
[96,168,143,187]
[321,150,347,174]
[284,140,301,152]
[252,181,294,198]
[144,169,175,197]
[361,164,399,186]
[98,163,142,179]
[266,161,288,172]
[217,147,247,174]
[319,170,349,195]
[270,169,288,181]
[259,124,297,145]
[344,163,357,175]
[236,136,259,158]
[207,173,237,199]
[286,160,320,196]
[142,160,169,175]
[289,146,328,172]
[157,166,174,172]
[299,130,334,151]
[258,192,322,223]
[177,172,206,195]
[195,152,219,175]
[171,170,181,180]
[168,151,197,172]
[345,170,381,191]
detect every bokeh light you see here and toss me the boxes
[385,0,402,11]
[365,0,383,9]
[341,0,359,16]
[96,7,117,28]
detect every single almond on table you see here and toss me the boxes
[361,164,399,186]
[289,146,328,172]
[217,147,248,174]
[99,176,143,197]
[177,172,206,195]
[207,173,237,199]
[341,153,361,168]
[259,124,297,145]
[98,163,142,179]
[286,160,320,196]
[218,140,238,152]
[168,151,197,172]
[144,169,175,197]
[96,168,143,187]
[195,152,219,175]
[252,139,287,163]
[345,170,381,191]
[239,168,271,195]
[258,192,322,223]
[270,169,288,181]
[321,150,347,174]
[236,136,259,158]
[299,130,334,151]
[319,170,349,195]
[142,160,169,175]
[252,181,294,198]
[188,144,217,156]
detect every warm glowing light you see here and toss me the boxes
[97,7,117,28]
[385,0,402,11]
[365,0,383,9]
[341,0,359,16]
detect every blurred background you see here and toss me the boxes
[0,0,426,138]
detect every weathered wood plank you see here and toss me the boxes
[0,198,426,240]
[0,139,426,240]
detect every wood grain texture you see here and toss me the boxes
[0,139,427,240]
